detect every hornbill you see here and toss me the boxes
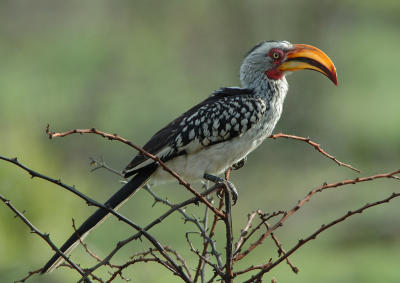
[42,40,337,273]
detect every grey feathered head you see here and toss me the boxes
[240,40,337,88]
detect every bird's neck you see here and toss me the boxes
[240,70,289,102]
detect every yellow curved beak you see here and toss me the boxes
[278,44,337,85]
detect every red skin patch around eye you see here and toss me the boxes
[265,48,285,80]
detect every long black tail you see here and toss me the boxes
[41,165,157,273]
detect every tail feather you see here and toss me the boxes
[41,165,157,273]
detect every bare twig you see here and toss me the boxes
[263,216,298,274]
[200,182,211,283]
[186,232,224,278]
[72,219,103,263]
[46,125,224,218]
[143,185,223,269]
[0,155,190,283]
[233,210,285,260]
[244,191,400,282]
[89,157,124,177]
[224,203,233,282]
[269,133,360,173]
[223,169,233,283]
[233,210,259,255]
[194,198,224,283]
[82,184,220,281]
[14,268,44,283]
[0,193,88,282]
[106,247,191,283]
[1,122,398,283]
[233,259,272,277]
[235,169,400,262]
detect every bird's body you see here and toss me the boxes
[42,40,337,273]
[132,82,287,185]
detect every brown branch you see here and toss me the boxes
[233,211,285,262]
[89,156,124,177]
[46,125,224,218]
[0,193,89,282]
[223,170,234,283]
[106,256,158,283]
[72,219,103,264]
[164,247,193,280]
[186,232,225,278]
[143,184,223,270]
[106,247,191,283]
[194,197,224,283]
[234,169,400,262]
[269,133,360,173]
[81,184,219,281]
[233,259,272,277]
[233,211,258,258]
[263,216,298,274]
[194,181,213,283]
[57,263,105,283]
[15,268,44,283]
[0,155,190,283]
[244,191,400,282]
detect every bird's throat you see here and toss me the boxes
[265,69,284,80]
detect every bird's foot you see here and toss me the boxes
[232,156,247,170]
[203,173,238,205]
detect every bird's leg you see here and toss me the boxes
[203,173,238,205]
[232,156,247,170]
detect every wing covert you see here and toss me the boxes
[123,87,267,177]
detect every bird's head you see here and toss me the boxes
[240,41,337,88]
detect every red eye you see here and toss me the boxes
[268,49,283,60]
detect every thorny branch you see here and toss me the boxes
[234,169,400,263]
[243,191,400,283]
[46,125,224,218]
[0,126,398,282]
[0,192,89,282]
[0,155,191,283]
[76,184,220,282]
[269,133,361,173]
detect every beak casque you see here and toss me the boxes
[278,44,338,85]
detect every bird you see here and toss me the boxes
[41,40,337,273]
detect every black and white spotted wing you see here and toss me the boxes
[123,87,267,177]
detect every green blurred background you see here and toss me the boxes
[0,1,399,282]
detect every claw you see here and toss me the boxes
[225,180,238,205]
[203,173,238,205]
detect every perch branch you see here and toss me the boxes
[81,184,220,280]
[46,125,224,218]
